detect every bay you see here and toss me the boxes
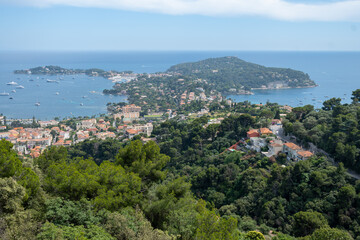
[0,51,359,120]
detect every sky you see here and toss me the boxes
[0,0,360,51]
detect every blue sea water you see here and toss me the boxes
[0,51,359,120]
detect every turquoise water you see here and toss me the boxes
[0,51,359,119]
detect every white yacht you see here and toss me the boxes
[47,79,59,83]
[16,85,25,89]
[11,90,16,93]
[35,102,40,106]
[7,81,17,85]
[0,92,9,96]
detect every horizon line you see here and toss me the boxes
[1,50,360,53]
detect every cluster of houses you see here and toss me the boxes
[245,124,313,161]
[0,104,155,157]
[178,88,224,106]
[118,123,153,139]
[0,127,52,155]
[74,118,115,143]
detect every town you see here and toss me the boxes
[1,98,316,167]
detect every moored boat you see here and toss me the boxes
[7,81,17,85]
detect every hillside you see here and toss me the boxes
[167,56,316,92]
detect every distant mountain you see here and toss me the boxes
[167,56,316,92]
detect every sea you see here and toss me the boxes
[0,51,359,120]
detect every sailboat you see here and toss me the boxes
[7,81,17,85]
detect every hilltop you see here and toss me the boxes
[167,56,316,92]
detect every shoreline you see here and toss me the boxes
[250,84,318,91]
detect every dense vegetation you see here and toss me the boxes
[152,109,360,239]
[3,93,360,239]
[167,57,316,91]
[1,138,249,239]
[283,89,360,173]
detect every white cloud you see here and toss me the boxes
[3,0,360,21]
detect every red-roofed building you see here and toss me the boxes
[269,142,284,156]
[260,128,273,136]
[297,151,313,161]
[247,129,260,138]
[283,142,301,160]
[51,126,60,133]
[126,129,139,139]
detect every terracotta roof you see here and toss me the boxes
[247,129,259,134]
[284,142,301,150]
[126,129,139,135]
[260,128,273,134]
[297,151,313,158]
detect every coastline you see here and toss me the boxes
[250,84,318,91]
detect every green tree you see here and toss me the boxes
[0,139,40,201]
[195,200,238,240]
[322,98,342,111]
[44,198,100,227]
[244,231,265,240]
[292,211,328,237]
[0,177,25,215]
[308,228,353,240]
[37,222,115,240]
[351,89,360,103]
[3,210,40,240]
[104,207,172,240]
[115,140,169,185]
[0,139,22,178]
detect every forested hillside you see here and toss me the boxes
[167,57,316,91]
[1,99,359,239]
[283,89,360,173]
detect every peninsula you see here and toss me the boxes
[167,56,316,91]
[103,56,317,112]
[14,65,134,80]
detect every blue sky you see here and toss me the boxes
[0,0,360,51]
